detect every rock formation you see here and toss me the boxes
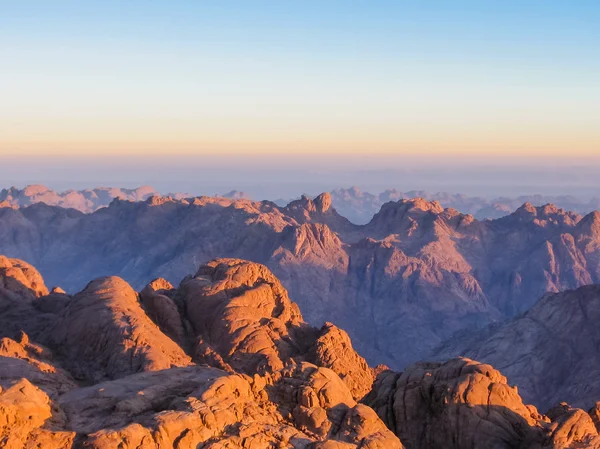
[364,358,600,449]
[1,195,600,372]
[434,285,600,411]
[2,255,600,448]
[0,256,394,448]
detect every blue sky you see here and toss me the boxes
[1,1,599,164]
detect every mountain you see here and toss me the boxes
[330,186,600,224]
[1,193,600,370]
[4,184,600,225]
[0,185,167,212]
[433,283,600,411]
[2,256,600,448]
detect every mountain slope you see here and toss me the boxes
[434,284,600,411]
[1,194,600,369]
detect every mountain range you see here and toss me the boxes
[3,184,600,223]
[1,190,600,371]
[329,187,600,224]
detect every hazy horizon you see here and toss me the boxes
[3,154,600,201]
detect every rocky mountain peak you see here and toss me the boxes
[22,184,52,196]
[313,191,332,212]
[577,210,600,237]
[509,201,581,226]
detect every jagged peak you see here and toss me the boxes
[145,195,176,206]
[375,197,445,218]
[313,192,332,212]
[515,201,537,216]
[577,210,600,236]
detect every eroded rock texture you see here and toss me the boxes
[0,256,399,448]
[365,358,600,449]
[3,255,600,449]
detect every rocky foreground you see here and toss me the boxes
[1,256,600,448]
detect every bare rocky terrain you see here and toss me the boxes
[1,191,600,370]
[2,255,600,448]
[434,284,600,411]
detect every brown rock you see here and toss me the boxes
[0,336,77,398]
[364,358,544,449]
[139,278,188,348]
[307,322,374,400]
[0,379,52,449]
[48,276,191,382]
[0,256,48,298]
[179,259,308,374]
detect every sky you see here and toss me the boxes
[1,1,599,196]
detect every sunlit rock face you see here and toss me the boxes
[364,358,600,449]
[1,194,600,371]
[2,255,600,448]
[0,256,400,448]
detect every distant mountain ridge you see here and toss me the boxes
[3,184,600,223]
[329,186,600,223]
[0,185,246,213]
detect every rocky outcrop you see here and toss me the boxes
[179,258,309,374]
[307,323,374,401]
[178,259,374,400]
[0,334,77,398]
[48,276,192,382]
[434,285,600,410]
[0,256,56,340]
[0,256,401,448]
[364,358,600,449]
[139,278,188,348]
[3,256,600,448]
